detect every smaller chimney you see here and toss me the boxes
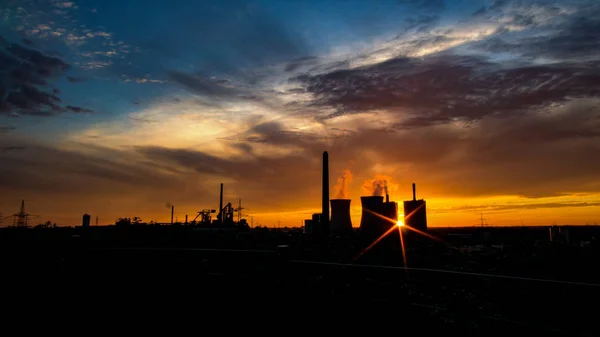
[384,180,389,203]
[412,183,416,201]
[171,205,174,224]
[322,151,330,237]
[219,183,224,225]
[185,214,188,225]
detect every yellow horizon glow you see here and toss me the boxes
[7,191,599,228]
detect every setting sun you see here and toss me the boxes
[397,213,405,227]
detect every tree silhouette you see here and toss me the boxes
[116,217,131,226]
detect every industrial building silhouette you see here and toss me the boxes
[359,195,398,242]
[82,214,91,228]
[303,150,428,244]
[404,183,427,232]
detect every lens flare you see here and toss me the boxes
[353,208,456,264]
[396,214,404,227]
[398,223,407,268]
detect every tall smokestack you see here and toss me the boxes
[412,183,416,201]
[219,183,224,225]
[171,205,174,224]
[322,151,330,236]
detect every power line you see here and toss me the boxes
[290,260,600,288]
[61,245,600,288]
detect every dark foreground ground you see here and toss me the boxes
[2,226,599,335]
[3,247,599,335]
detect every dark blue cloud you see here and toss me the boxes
[474,9,600,60]
[294,53,600,126]
[0,38,67,116]
[167,71,247,99]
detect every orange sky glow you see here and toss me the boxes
[3,176,598,228]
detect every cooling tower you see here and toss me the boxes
[382,201,398,222]
[404,200,427,231]
[330,199,352,235]
[360,196,384,240]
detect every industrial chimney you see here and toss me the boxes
[171,205,174,224]
[330,199,352,235]
[322,151,330,237]
[385,181,389,203]
[219,183,224,225]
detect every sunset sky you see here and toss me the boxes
[1,0,599,227]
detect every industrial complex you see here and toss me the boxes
[2,149,592,256]
[303,150,428,244]
[3,149,428,245]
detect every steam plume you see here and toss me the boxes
[165,202,172,209]
[372,180,385,196]
[362,175,398,196]
[334,170,353,199]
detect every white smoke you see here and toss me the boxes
[334,170,353,199]
[372,179,385,196]
[362,175,398,196]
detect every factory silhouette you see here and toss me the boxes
[304,151,427,245]
[4,149,426,247]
